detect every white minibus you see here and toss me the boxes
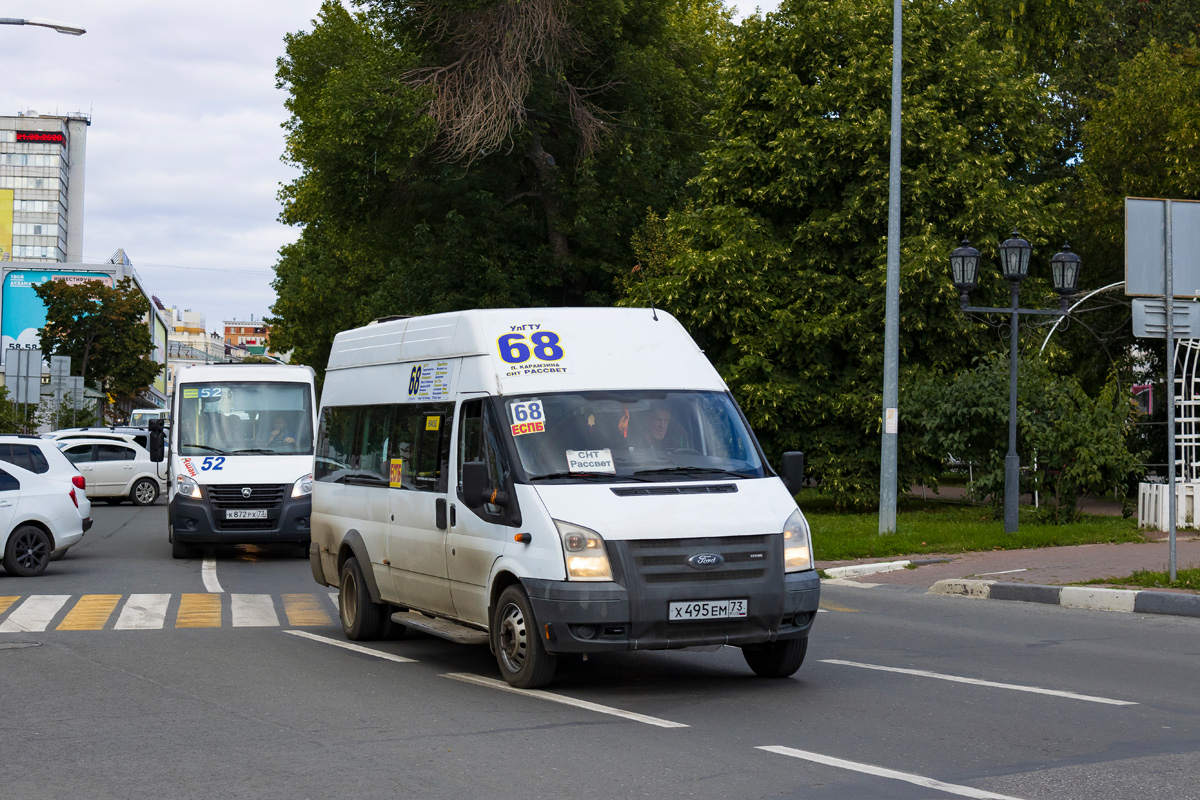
[162,363,317,559]
[310,308,817,688]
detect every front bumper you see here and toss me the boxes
[169,489,311,545]
[523,569,820,655]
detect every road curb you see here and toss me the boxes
[928,579,1200,618]
[823,560,911,579]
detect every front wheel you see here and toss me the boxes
[4,525,52,577]
[742,637,808,678]
[131,478,159,506]
[492,585,557,689]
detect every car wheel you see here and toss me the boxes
[339,557,389,641]
[131,478,159,506]
[3,525,52,577]
[169,530,194,559]
[103,498,124,506]
[742,637,808,678]
[492,585,557,689]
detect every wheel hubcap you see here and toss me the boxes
[136,483,155,503]
[15,530,48,570]
[341,572,358,627]
[497,602,527,673]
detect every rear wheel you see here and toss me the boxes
[131,478,159,506]
[4,525,52,577]
[492,585,557,689]
[339,557,391,641]
[742,637,808,678]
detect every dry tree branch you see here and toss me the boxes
[403,0,608,164]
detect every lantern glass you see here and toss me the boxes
[950,239,981,290]
[1050,244,1081,295]
[998,230,1032,282]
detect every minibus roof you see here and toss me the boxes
[326,307,727,394]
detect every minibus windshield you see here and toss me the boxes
[503,391,766,482]
[178,382,313,456]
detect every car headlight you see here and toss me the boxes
[783,508,814,572]
[554,520,613,581]
[176,474,202,499]
[292,472,313,498]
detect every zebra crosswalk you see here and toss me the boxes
[0,592,340,632]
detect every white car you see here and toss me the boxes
[57,437,167,506]
[0,436,91,576]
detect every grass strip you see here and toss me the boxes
[806,499,1145,561]
[1078,568,1200,592]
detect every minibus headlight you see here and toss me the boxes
[292,473,313,498]
[554,520,613,581]
[176,474,202,499]
[783,509,814,572]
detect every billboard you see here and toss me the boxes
[1,270,113,365]
[153,314,168,395]
[1126,197,1200,297]
[0,189,12,261]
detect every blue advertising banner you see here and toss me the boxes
[1,270,113,365]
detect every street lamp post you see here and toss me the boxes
[951,232,1081,534]
[0,17,86,36]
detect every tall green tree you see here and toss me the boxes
[622,0,1066,507]
[269,0,730,372]
[34,277,162,413]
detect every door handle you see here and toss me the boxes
[435,498,447,530]
[449,504,456,527]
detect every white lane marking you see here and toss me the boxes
[0,595,70,632]
[231,594,279,627]
[328,591,339,609]
[977,568,1028,576]
[202,556,223,593]
[821,659,1137,706]
[443,672,689,729]
[114,594,171,630]
[284,630,416,662]
[758,745,1025,800]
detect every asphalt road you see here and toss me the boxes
[2,503,1198,799]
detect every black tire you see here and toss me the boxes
[103,498,124,506]
[170,530,194,560]
[4,525,52,577]
[339,557,389,641]
[296,541,311,559]
[742,637,808,678]
[131,478,159,506]
[492,585,557,689]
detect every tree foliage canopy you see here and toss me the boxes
[621,0,1065,506]
[269,0,730,371]
[34,277,161,407]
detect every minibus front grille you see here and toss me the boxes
[208,484,287,508]
[611,484,738,497]
[621,534,774,584]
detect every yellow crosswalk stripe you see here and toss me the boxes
[176,593,223,628]
[0,597,17,616]
[283,593,334,626]
[57,594,122,630]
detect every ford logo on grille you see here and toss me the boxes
[242,487,253,498]
[686,553,724,570]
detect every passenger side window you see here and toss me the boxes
[457,399,509,520]
[98,444,135,462]
[357,405,393,483]
[63,444,95,464]
[0,465,18,492]
[27,446,50,474]
[414,409,450,492]
[315,407,357,482]
[0,443,48,473]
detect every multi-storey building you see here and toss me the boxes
[0,111,89,263]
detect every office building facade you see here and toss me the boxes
[0,111,89,263]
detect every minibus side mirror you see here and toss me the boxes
[780,451,804,495]
[148,419,165,463]
[462,461,507,509]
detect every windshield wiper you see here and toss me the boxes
[182,443,229,455]
[632,466,752,479]
[529,471,649,482]
[232,448,277,455]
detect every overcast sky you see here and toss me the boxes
[0,1,778,335]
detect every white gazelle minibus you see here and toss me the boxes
[164,363,317,559]
[310,308,818,688]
